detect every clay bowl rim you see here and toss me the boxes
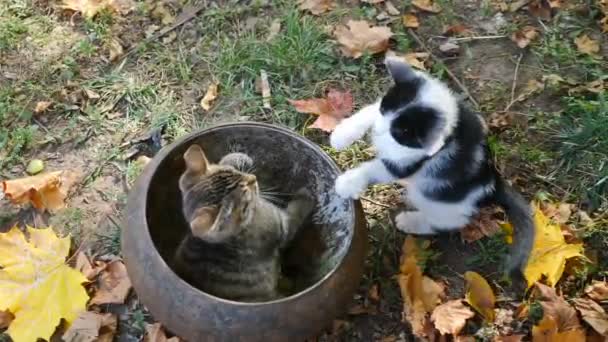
[137,121,356,307]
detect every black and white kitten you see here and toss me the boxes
[331,56,535,277]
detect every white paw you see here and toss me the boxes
[334,171,367,199]
[394,211,435,235]
[330,122,360,150]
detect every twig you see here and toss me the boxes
[360,196,391,208]
[407,29,480,109]
[119,2,208,62]
[433,35,506,42]
[504,53,524,112]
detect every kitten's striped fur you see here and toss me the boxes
[172,145,314,302]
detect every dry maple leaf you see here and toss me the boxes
[524,206,584,287]
[460,206,503,243]
[511,26,539,48]
[430,300,474,335]
[334,20,393,58]
[0,226,89,342]
[2,170,80,212]
[145,323,181,342]
[63,311,117,342]
[586,281,608,302]
[34,101,52,113]
[398,236,445,337]
[200,83,219,111]
[464,271,495,322]
[402,14,420,28]
[386,51,429,70]
[76,251,107,281]
[411,0,442,13]
[289,89,353,132]
[574,34,600,57]
[541,202,573,224]
[532,315,586,342]
[90,260,132,305]
[534,283,582,332]
[443,24,471,37]
[573,298,608,336]
[297,0,335,15]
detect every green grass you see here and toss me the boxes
[465,233,510,269]
[0,15,27,50]
[50,208,85,247]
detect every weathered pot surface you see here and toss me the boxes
[123,122,367,342]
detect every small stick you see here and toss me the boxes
[434,35,506,42]
[504,53,524,112]
[360,196,391,208]
[407,29,480,109]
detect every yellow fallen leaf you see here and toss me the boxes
[524,205,584,287]
[574,34,600,56]
[1,170,80,212]
[60,0,134,18]
[532,315,586,342]
[334,20,393,58]
[200,83,219,111]
[430,300,474,335]
[411,0,442,13]
[464,271,495,322]
[402,13,420,28]
[296,0,336,15]
[398,236,445,338]
[572,298,608,336]
[0,226,89,342]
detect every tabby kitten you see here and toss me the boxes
[330,57,534,279]
[172,144,314,302]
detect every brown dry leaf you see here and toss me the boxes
[460,206,503,243]
[151,4,174,25]
[601,17,608,33]
[586,281,608,302]
[334,20,393,58]
[568,80,605,95]
[515,79,544,102]
[90,260,132,305]
[34,101,52,113]
[60,0,134,18]
[528,0,552,20]
[386,51,429,70]
[430,300,474,335]
[289,89,353,132]
[398,236,445,338]
[200,83,219,111]
[443,24,471,36]
[542,202,573,224]
[411,0,442,13]
[574,34,600,57]
[297,0,335,15]
[487,112,514,131]
[368,284,380,301]
[464,271,495,322]
[511,26,539,48]
[495,335,525,342]
[0,310,14,329]
[259,70,271,109]
[1,170,80,212]
[509,0,530,12]
[455,337,476,342]
[532,315,586,342]
[63,312,117,342]
[76,252,107,281]
[535,283,582,332]
[267,19,281,41]
[402,13,420,28]
[572,298,608,336]
[145,323,181,342]
[108,38,124,62]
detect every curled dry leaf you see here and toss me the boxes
[63,311,117,342]
[200,83,219,111]
[90,260,132,305]
[411,0,442,13]
[334,20,393,58]
[76,251,107,281]
[542,202,573,224]
[34,101,52,113]
[524,206,584,287]
[145,323,181,342]
[532,315,586,342]
[464,271,495,322]
[2,170,81,212]
[108,38,124,62]
[398,236,445,337]
[460,206,503,243]
[297,0,335,15]
[574,34,600,57]
[386,51,429,70]
[535,283,582,332]
[443,24,471,37]
[511,26,539,48]
[402,14,420,28]
[528,0,552,20]
[289,89,353,132]
[0,226,89,342]
[430,300,474,335]
[585,281,608,302]
[60,0,135,18]
[572,298,608,336]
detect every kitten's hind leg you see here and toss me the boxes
[393,211,436,235]
[280,188,315,246]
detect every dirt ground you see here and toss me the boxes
[1,0,607,341]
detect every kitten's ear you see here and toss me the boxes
[189,207,219,239]
[385,56,417,84]
[183,144,209,174]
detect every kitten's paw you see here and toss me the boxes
[394,211,435,235]
[334,171,366,199]
[330,123,360,150]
